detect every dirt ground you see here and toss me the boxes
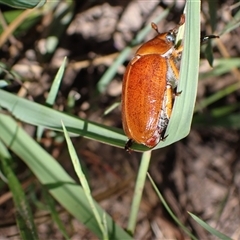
[1,0,240,239]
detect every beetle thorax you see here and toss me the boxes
[161,47,174,58]
[136,33,175,56]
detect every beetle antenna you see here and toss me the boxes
[151,14,185,36]
[151,22,160,34]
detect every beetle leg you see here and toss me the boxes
[167,57,180,89]
[157,84,173,139]
[160,128,168,141]
[169,58,179,79]
[170,45,183,74]
[165,84,173,119]
[172,45,183,60]
[167,45,183,93]
[125,139,134,152]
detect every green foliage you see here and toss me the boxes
[0,0,46,9]
[0,0,238,238]
[0,144,39,240]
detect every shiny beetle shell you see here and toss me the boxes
[122,16,185,150]
[122,55,167,148]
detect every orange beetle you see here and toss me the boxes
[122,15,185,150]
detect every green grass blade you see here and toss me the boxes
[37,57,67,139]
[193,112,240,128]
[103,102,120,116]
[127,151,151,235]
[195,81,240,112]
[0,141,10,183]
[219,7,240,35]
[188,212,232,240]
[208,0,218,32]
[147,173,197,240]
[62,121,108,239]
[199,58,240,79]
[196,58,240,112]
[0,113,132,239]
[42,188,70,240]
[0,156,39,240]
[46,57,67,106]
[0,89,127,149]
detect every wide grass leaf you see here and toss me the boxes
[0,113,132,239]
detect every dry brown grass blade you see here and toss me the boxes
[0,9,35,48]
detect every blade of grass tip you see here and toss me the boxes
[46,57,67,106]
[61,121,108,240]
[188,212,232,240]
[1,156,39,240]
[127,151,152,235]
[37,57,67,140]
[103,102,120,116]
[147,173,197,240]
[97,9,170,93]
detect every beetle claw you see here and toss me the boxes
[174,90,182,96]
[161,134,168,141]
